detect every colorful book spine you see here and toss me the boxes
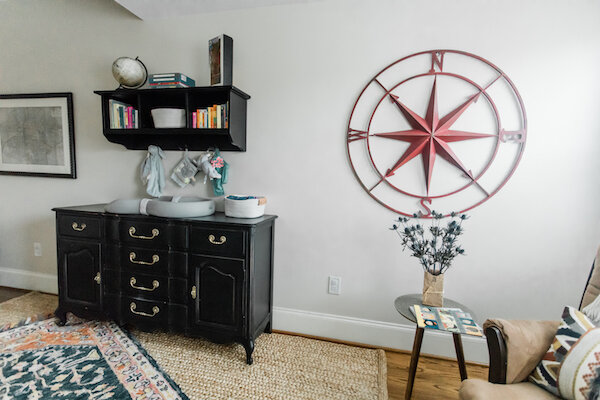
[127,107,133,129]
[149,81,190,88]
[192,112,197,129]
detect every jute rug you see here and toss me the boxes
[0,292,388,400]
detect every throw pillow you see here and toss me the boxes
[529,306,600,400]
[583,295,600,325]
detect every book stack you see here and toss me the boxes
[109,99,138,129]
[149,73,195,88]
[192,103,229,129]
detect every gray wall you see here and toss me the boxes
[1,0,599,362]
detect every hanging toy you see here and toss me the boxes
[195,152,221,183]
[211,148,229,196]
[140,145,166,197]
[171,149,198,188]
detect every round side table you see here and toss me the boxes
[394,294,477,400]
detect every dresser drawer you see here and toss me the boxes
[123,296,168,326]
[57,214,101,239]
[119,219,187,249]
[122,247,167,276]
[122,272,167,301]
[190,227,245,257]
[121,272,188,303]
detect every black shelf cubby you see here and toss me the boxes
[94,86,250,151]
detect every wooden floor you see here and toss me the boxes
[386,350,487,399]
[0,287,488,399]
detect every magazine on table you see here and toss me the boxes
[412,305,483,336]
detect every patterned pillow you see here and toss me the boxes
[529,306,600,399]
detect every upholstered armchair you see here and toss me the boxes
[459,246,600,400]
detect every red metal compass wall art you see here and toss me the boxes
[347,50,527,217]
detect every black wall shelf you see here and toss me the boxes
[94,86,250,151]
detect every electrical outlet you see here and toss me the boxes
[33,242,42,257]
[328,276,341,295]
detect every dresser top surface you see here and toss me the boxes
[53,203,277,226]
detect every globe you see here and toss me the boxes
[112,57,147,89]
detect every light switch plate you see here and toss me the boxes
[328,276,341,295]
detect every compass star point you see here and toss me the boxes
[374,129,429,142]
[435,129,496,142]
[389,94,430,133]
[425,77,439,132]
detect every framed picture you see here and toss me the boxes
[0,93,76,178]
[209,34,233,86]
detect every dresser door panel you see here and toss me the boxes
[58,239,102,310]
[190,256,244,332]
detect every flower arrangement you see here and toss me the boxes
[390,211,468,276]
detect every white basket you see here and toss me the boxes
[224,195,266,218]
[151,108,186,128]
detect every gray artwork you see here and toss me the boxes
[0,106,65,166]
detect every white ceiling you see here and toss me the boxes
[114,0,319,20]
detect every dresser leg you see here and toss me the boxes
[55,307,67,326]
[264,320,272,334]
[244,339,255,365]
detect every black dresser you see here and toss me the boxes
[53,204,276,364]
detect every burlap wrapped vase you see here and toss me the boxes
[422,271,444,307]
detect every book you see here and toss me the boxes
[108,99,138,129]
[149,81,190,88]
[413,305,482,336]
[191,103,228,129]
[149,73,195,87]
[209,34,233,86]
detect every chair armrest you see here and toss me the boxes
[483,319,560,384]
[485,325,507,384]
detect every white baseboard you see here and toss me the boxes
[0,267,57,294]
[273,306,488,364]
[0,270,488,363]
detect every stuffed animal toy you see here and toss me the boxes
[196,152,221,183]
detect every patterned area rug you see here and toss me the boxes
[0,313,188,399]
[0,292,388,400]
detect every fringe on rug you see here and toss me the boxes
[0,313,55,333]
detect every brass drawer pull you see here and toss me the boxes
[130,277,159,291]
[191,285,197,299]
[129,227,159,240]
[130,302,159,317]
[129,252,159,266]
[72,222,87,231]
[94,272,101,285]
[208,234,226,245]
